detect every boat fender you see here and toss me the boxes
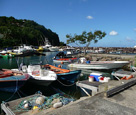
[23,100,29,109]
[35,96,45,105]
[53,102,63,108]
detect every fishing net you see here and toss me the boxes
[13,92,75,113]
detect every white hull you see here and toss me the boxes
[13,65,57,86]
[68,61,130,70]
[49,47,59,52]
[53,59,70,63]
[27,65,57,86]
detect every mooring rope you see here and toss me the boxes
[4,76,19,102]
[56,79,76,87]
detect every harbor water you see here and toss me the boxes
[0,51,82,110]
[0,51,116,114]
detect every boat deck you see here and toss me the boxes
[112,70,136,78]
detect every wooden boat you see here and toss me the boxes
[44,64,81,83]
[68,57,130,70]
[0,69,30,92]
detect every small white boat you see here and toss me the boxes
[13,64,57,86]
[27,65,57,86]
[68,57,130,70]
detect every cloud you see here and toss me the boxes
[126,36,135,42]
[134,28,136,32]
[86,16,93,19]
[109,30,118,36]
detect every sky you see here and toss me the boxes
[1,0,136,47]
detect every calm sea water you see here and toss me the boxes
[0,51,119,114]
[0,51,82,108]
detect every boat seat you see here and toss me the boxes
[28,65,41,75]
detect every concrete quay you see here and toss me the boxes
[31,84,136,115]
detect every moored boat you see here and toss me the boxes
[27,64,57,86]
[0,53,14,58]
[53,51,78,63]
[68,57,130,70]
[44,64,81,83]
[53,57,78,63]
[13,63,57,86]
[0,69,30,92]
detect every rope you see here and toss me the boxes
[4,76,19,102]
[18,89,27,97]
[56,79,76,87]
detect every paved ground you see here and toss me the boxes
[34,84,136,115]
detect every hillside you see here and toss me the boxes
[0,16,60,48]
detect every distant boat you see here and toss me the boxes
[12,44,35,54]
[0,53,14,58]
[68,57,130,70]
[9,50,45,57]
[0,69,30,92]
[53,52,78,63]
[42,37,59,52]
[53,57,78,63]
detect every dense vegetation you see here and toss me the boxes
[0,16,60,48]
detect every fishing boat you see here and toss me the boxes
[44,64,81,83]
[53,51,78,63]
[68,57,130,70]
[0,69,30,92]
[12,63,57,86]
[0,53,14,58]
[53,57,78,63]
[8,50,45,57]
[26,64,57,86]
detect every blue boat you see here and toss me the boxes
[0,69,30,92]
[57,70,81,83]
[44,64,81,83]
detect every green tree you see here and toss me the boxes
[60,41,66,46]
[66,30,106,55]
[0,16,60,48]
